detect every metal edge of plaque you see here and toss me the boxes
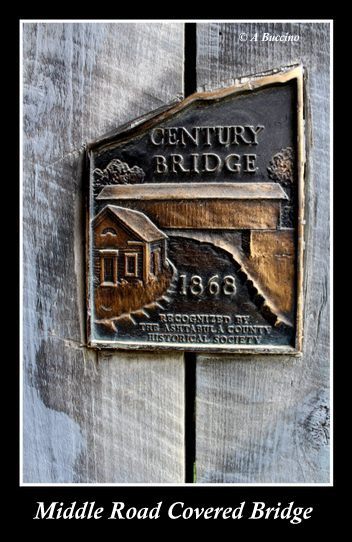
[85,64,306,355]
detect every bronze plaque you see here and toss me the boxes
[86,66,305,353]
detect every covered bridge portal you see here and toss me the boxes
[96,182,288,230]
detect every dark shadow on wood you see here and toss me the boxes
[184,22,198,483]
[185,352,197,482]
[184,23,197,96]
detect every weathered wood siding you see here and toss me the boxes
[22,22,185,483]
[22,21,330,484]
[195,22,330,483]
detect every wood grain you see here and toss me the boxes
[249,230,295,320]
[195,22,330,482]
[97,182,288,200]
[22,22,185,483]
[102,200,282,230]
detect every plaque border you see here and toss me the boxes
[85,64,305,355]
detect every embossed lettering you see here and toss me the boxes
[243,154,257,172]
[204,153,221,172]
[217,126,231,145]
[232,126,251,145]
[225,154,241,172]
[150,128,164,145]
[247,125,265,144]
[180,127,200,146]
[154,155,168,173]
[170,154,190,173]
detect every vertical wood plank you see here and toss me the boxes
[23,22,185,483]
[195,22,330,483]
